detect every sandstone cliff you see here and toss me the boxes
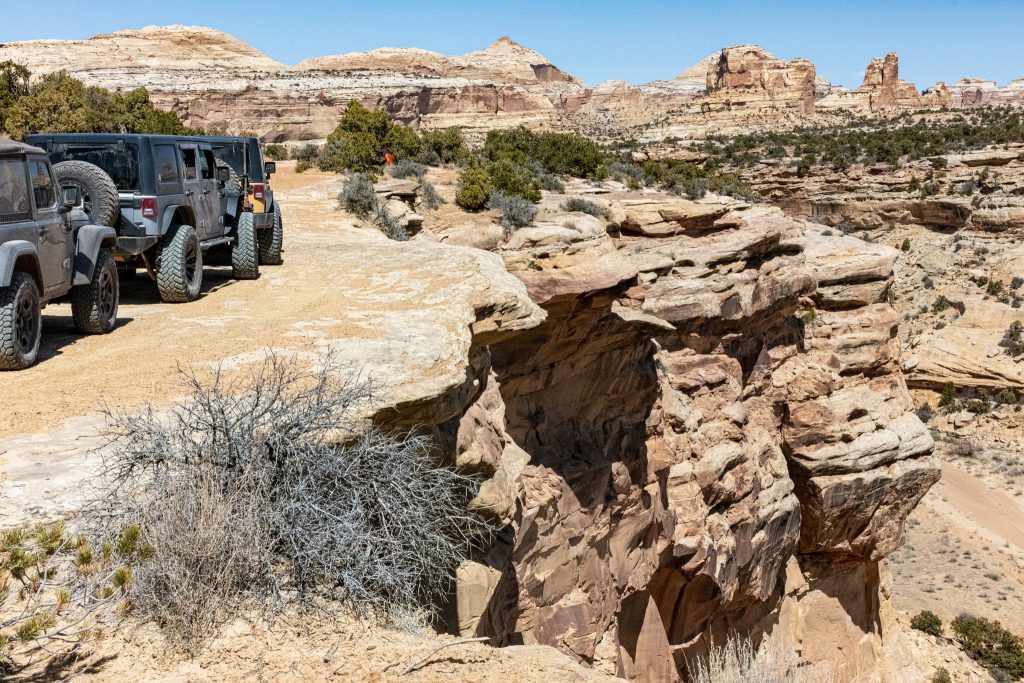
[423,189,940,680]
[2,26,1020,143]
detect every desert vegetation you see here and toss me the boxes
[1,354,491,666]
[0,60,195,138]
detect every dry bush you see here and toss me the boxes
[88,353,490,650]
[689,638,842,683]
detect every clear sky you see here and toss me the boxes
[3,0,1023,88]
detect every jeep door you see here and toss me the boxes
[198,147,225,238]
[0,157,40,278]
[27,157,71,294]
[178,144,217,241]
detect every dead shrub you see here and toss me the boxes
[88,353,491,650]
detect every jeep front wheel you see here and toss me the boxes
[258,204,284,265]
[71,249,119,334]
[156,225,203,303]
[232,212,260,280]
[0,272,42,370]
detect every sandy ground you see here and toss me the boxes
[891,442,1024,635]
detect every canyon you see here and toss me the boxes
[2,25,1023,143]
[1,164,986,682]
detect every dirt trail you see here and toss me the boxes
[0,164,349,439]
[891,453,1024,635]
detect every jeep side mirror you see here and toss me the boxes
[217,166,231,183]
[60,185,80,213]
[263,162,276,176]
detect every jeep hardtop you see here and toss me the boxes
[204,135,283,265]
[0,140,119,369]
[26,133,261,301]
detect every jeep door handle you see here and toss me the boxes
[202,189,211,195]
[185,190,194,196]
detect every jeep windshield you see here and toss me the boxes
[48,143,141,191]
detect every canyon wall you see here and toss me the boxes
[2,26,1020,143]
[399,196,940,680]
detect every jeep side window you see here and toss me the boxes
[29,160,57,211]
[181,148,198,181]
[154,144,180,184]
[200,150,215,180]
[0,158,31,223]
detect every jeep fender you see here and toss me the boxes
[161,205,194,234]
[73,225,118,286]
[0,240,40,289]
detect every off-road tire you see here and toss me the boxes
[232,212,260,280]
[258,203,284,265]
[52,160,120,228]
[156,225,203,303]
[71,249,119,334]
[0,272,41,370]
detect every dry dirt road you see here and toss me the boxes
[891,448,1024,635]
[0,161,526,524]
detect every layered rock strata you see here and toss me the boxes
[427,196,938,681]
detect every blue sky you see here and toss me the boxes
[4,1,1023,88]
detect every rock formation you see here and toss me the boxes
[2,26,1017,143]
[428,192,939,680]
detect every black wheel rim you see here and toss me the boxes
[185,240,198,283]
[15,288,38,354]
[98,267,116,324]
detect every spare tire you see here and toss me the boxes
[52,160,120,228]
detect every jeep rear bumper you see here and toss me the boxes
[116,236,159,256]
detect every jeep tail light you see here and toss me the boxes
[252,183,265,201]
[141,197,157,219]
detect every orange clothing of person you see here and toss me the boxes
[384,153,396,166]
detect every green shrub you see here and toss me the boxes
[338,173,377,218]
[1011,276,1024,290]
[916,404,935,423]
[264,144,288,161]
[322,100,420,172]
[939,382,958,408]
[455,166,493,211]
[1000,320,1024,357]
[1,65,195,139]
[488,158,541,202]
[988,279,1005,297]
[901,238,911,252]
[932,668,951,683]
[420,127,468,164]
[952,614,1024,680]
[489,191,537,235]
[911,610,943,637]
[483,127,603,177]
[388,159,426,180]
[561,197,605,218]
[923,275,935,289]
[996,389,1017,405]
[932,295,953,313]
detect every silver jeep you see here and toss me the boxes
[0,140,118,370]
